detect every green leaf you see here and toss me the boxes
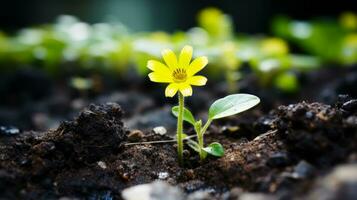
[186,139,200,153]
[172,106,196,125]
[208,94,260,120]
[203,142,224,157]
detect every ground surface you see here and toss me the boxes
[0,96,356,199]
[0,66,356,199]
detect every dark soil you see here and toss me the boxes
[0,65,356,199]
[1,93,356,199]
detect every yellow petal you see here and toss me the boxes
[187,56,208,76]
[165,83,179,97]
[178,83,192,97]
[188,75,207,86]
[161,49,178,70]
[148,72,173,83]
[147,60,171,74]
[178,45,193,68]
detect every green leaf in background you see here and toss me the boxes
[202,142,224,157]
[208,94,260,120]
[290,54,320,71]
[172,106,196,125]
[70,77,93,90]
[274,72,299,93]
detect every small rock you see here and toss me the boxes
[121,172,130,181]
[151,181,184,200]
[337,94,351,103]
[256,117,276,132]
[292,160,315,179]
[153,126,167,135]
[342,99,357,112]
[187,190,212,200]
[97,161,107,169]
[226,187,243,199]
[0,126,20,136]
[128,130,144,142]
[307,164,357,200]
[345,116,357,126]
[122,181,185,200]
[158,172,169,180]
[305,111,314,119]
[123,184,150,200]
[182,180,206,193]
[267,152,291,167]
[19,158,31,166]
[239,193,275,200]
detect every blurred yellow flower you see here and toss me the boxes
[261,38,289,56]
[340,12,357,30]
[198,7,233,39]
[147,45,208,97]
[344,34,357,46]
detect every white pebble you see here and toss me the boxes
[153,126,167,135]
[122,183,152,200]
[158,172,169,179]
[97,161,107,169]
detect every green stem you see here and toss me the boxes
[177,92,184,165]
[197,119,212,161]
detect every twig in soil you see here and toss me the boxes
[253,129,278,141]
[124,135,197,146]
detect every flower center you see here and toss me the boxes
[172,68,187,83]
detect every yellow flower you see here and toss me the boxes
[147,45,208,97]
[261,38,289,56]
[340,12,357,30]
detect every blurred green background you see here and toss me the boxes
[1,0,355,32]
[0,0,356,131]
[0,0,356,94]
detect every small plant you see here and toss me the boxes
[147,45,260,164]
[172,93,260,161]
